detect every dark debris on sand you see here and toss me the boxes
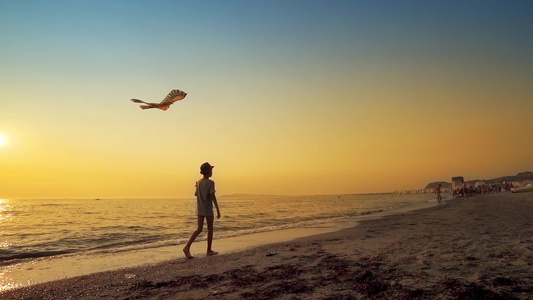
[117,250,522,300]
[3,249,528,300]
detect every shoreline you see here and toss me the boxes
[3,192,532,299]
[0,197,437,292]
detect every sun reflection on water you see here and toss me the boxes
[0,199,19,292]
[0,267,24,293]
[0,199,14,223]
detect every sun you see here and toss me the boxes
[0,135,6,146]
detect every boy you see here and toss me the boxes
[183,162,221,258]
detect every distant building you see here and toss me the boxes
[452,176,464,190]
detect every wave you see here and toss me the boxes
[0,250,73,264]
[72,214,363,256]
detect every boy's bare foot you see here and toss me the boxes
[207,250,219,256]
[183,248,194,259]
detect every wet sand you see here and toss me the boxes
[2,192,532,299]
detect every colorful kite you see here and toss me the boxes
[131,89,187,110]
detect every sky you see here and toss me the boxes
[1,0,532,199]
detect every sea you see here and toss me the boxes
[0,193,441,291]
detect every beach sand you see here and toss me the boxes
[2,192,532,299]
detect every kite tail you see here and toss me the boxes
[131,99,146,104]
[140,105,153,110]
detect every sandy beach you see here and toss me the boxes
[2,192,532,300]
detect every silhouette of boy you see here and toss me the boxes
[183,162,221,258]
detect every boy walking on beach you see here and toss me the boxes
[183,162,221,259]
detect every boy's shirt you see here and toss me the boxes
[196,178,215,216]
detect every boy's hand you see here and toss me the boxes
[217,211,221,219]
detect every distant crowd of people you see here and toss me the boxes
[452,181,516,198]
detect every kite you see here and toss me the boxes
[131,89,187,110]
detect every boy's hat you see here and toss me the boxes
[200,162,214,175]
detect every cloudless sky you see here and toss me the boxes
[1,0,532,199]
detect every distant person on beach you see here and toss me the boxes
[435,184,442,204]
[462,180,468,200]
[183,162,221,259]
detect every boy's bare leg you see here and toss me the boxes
[183,216,204,259]
[206,216,218,256]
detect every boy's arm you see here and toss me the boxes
[211,194,221,219]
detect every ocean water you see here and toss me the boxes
[0,193,436,267]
